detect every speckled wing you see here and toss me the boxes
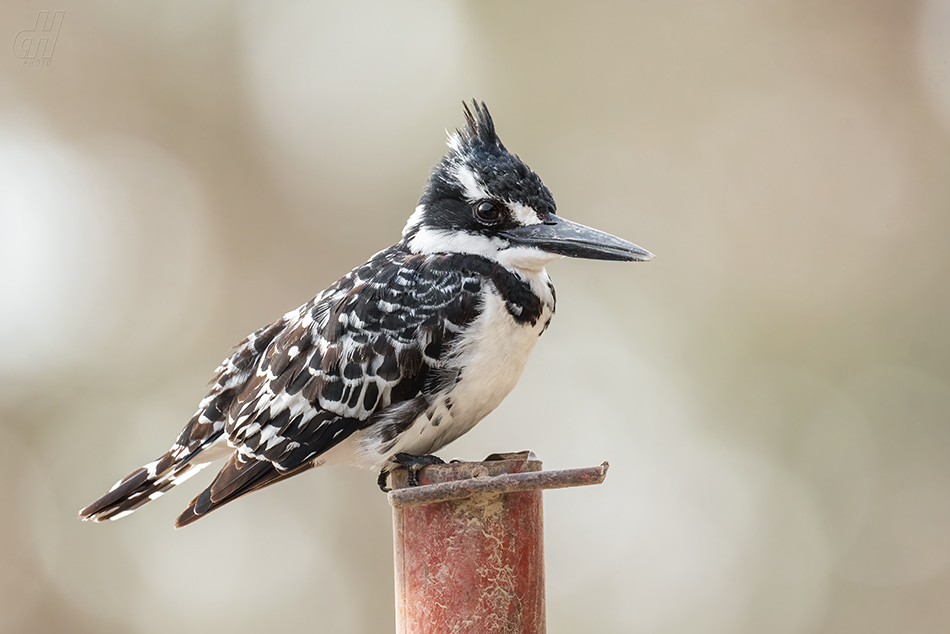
[77,319,287,523]
[174,247,488,526]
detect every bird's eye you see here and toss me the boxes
[474,201,502,224]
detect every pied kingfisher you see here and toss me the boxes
[80,101,653,528]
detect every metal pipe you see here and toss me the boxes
[389,452,608,634]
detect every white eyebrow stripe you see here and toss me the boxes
[454,163,489,201]
[508,202,543,226]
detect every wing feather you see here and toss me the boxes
[178,249,487,523]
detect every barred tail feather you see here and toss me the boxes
[79,430,226,522]
[78,457,209,522]
[175,453,313,528]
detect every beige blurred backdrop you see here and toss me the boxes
[3,1,950,633]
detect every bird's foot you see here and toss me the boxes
[377,453,446,492]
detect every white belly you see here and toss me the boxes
[341,270,555,469]
[395,287,552,456]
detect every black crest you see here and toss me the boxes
[419,100,556,217]
[458,100,506,151]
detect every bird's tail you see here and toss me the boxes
[78,431,225,523]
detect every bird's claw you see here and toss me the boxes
[377,453,446,492]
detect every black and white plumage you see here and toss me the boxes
[80,101,652,528]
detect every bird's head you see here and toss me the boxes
[402,100,653,272]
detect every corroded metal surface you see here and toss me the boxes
[388,461,609,509]
[390,454,608,634]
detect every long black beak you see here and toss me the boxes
[499,214,654,262]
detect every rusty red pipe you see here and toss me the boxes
[389,453,608,634]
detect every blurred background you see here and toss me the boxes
[2,1,950,632]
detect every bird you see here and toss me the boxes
[79,100,653,528]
